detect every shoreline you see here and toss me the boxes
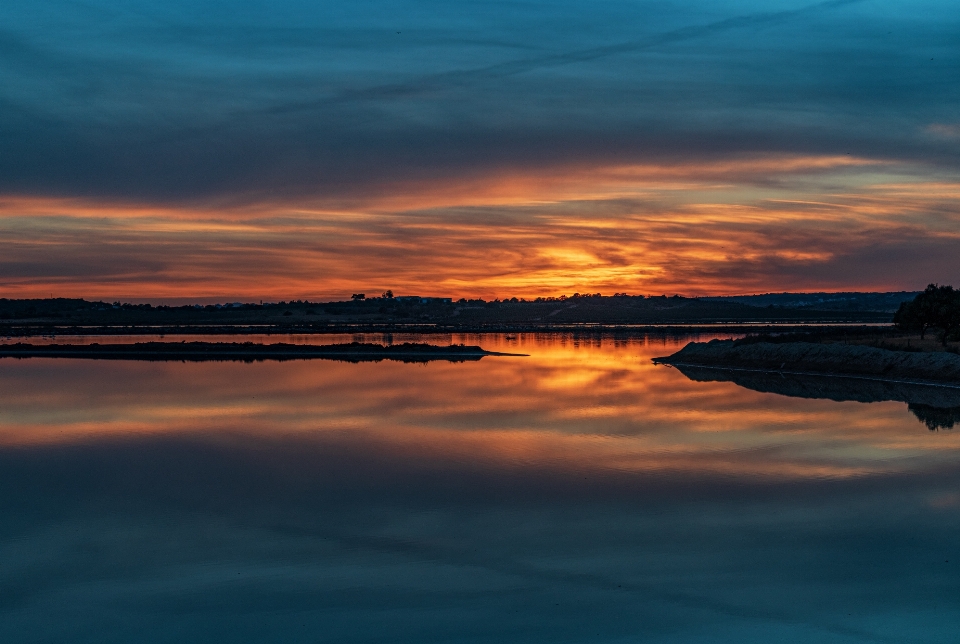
[655,339,960,385]
[0,341,525,362]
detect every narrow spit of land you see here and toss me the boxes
[655,330,960,385]
[0,342,523,362]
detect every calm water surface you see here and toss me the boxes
[1,333,958,643]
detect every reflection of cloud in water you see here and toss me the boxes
[2,334,960,641]
[669,363,960,432]
[1,332,957,468]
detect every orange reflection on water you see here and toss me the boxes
[0,334,957,484]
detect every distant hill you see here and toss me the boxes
[702,292,918,313]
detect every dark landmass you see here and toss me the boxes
[0,293,907,336]
[0,323,893,339]
[655,334,960,384]
[0,342,518,363]
[703,291,918,313]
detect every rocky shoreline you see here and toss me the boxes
[656,339,960,385]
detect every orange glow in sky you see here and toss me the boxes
[1,156,958,301]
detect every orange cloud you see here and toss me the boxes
[0,156,957,300]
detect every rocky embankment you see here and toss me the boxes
[657,340,960,384]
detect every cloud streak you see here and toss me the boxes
[1,157,956,299]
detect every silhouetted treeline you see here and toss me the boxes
[894,284,960,345]
[0,292,907,329]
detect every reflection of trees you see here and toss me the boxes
[669,364,960,432]
[908,404,960,431]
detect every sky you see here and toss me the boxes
[1,0,959,301]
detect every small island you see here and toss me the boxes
[0,341,522,363]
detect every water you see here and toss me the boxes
[1,333,958,643]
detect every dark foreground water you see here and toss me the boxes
[1,333,959,643]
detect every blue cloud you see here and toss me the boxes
[0,0,958,201]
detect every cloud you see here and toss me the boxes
[0,0,958,204]
[928,124,960,139]
[1,158,957,299]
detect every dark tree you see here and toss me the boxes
[894,300,932,339]
[351,293,365,300]
[894,284,960,345]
